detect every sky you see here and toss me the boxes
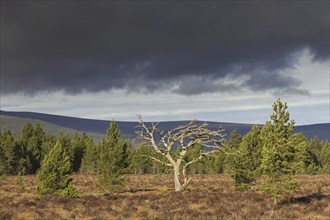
[1,1,329,125]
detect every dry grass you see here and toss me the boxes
[0,174,329,219]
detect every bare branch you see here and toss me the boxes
[136,116,227,192]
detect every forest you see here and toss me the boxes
[0,99,329,219]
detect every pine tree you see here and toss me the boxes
[319,142,330,174]
[289,132,317,174]
[71,132,87,172]
[260,99,298,203]
[231,125,262,190]
[28,122,45,173]
[41,134,55,158]
[223,129,243,173]
[184,144,202,174]
[80,137,97,174]
[307,137,330,174]
[16,122,45,174]
[308,136,327,172]
[214,152,227,174]
[97,120,127,193]
[226,129,242,149]
[36,141,72,195]
[0,130,20,174]
[17,121,34,174]
[119,138,135,173]
[133,142,154,174]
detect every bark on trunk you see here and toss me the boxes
[173,163,191,192]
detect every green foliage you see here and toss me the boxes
[159,186,169,194]
[259,98,298,203]
[17,121,34,174]
[56,132,72,159]
[0,129,20,175]
[71,132,87,172]
[36,141,72,195]
[231,125,262,190]
[220,130,243,173]
[0,174,8,181]
[80,137,97,174]
[15,173,25,190]
[15,122,46,174]
[41,134,55,158]
[97,120,131,193]
[1,105,329,181]
[308,136,322,169]
[289,133,318,174]
[184,144,202,174]
[259,175,299,203]
[60,185,80,199]
[226,129,242,149]
[319,142,330,173]
[133,142,154,174]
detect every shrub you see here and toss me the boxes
[60,185,80,199]
[15,173,25,190]
[36,141,72,195]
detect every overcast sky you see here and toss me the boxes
[1,1,329,125]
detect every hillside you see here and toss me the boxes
[0,115,104,140]
[0,110,329,140]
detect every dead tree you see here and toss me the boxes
[136,115,226,192]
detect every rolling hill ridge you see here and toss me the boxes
[0,110,329,140]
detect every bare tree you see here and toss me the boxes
[136,116,226,192]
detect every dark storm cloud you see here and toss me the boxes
[1,1,329,95]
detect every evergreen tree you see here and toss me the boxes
[119,138,135,173]
[28,122,45,173]
[222,129,243,173]
[319,142,330,174]
[133,143,153,174]
[308,136,330,173]
[289,133,317,174]
[36,141,72,195]
[97,120,127,193]
[41,134,55,158]
[15,121,46,174]
[184,144,202,174]
[80,137,97,174]
[226,129,242,149]
[0,130,20,174]
[214,152,227,174]
[260,99,298,203]
[71,132,87,172]
[56,132,73,171]
[17,121,34,174]
[231,125,262,190]
[308,136,323,167]
[56,132,72,155]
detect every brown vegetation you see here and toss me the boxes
[0,174,329,219]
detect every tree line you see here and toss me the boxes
[0,99,329,201]
[1,120,328,178]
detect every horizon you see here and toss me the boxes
[1,109,329,126]
[1,1,329,125]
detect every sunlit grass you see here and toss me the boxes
[0,174,329,219]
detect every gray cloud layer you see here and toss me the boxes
[1,1,329,95]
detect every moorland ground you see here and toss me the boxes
[0,174,329,219]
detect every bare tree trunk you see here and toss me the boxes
[173,164,182,192]
[173,161,192,192]
[136,116,226,192]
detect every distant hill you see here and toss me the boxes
[0,115,104,140]
[0,110,329,141]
